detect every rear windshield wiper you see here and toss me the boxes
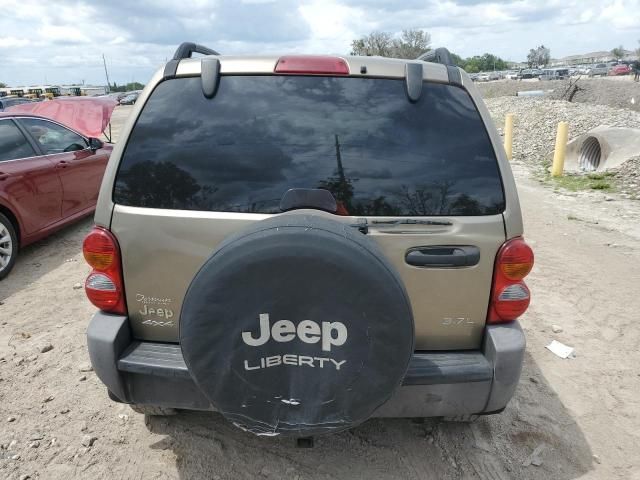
[370,219,453,226]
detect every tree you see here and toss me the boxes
[350,29,430,59]
[611,45,625,60]
[526,45,551,67]
[0,82,6,88]
[110,82,145,93]
[393,29,431,59]
[458,53,508,73]
[450,53,466,69]
[351,31,394,57]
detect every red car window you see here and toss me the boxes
[0,119,37,161]
[20,118,88,155]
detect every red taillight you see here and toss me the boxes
[274,56,350,75]
[488,237,534,324]
[83,226,126,314]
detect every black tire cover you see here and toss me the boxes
[180,213,414,437]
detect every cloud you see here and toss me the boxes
[0,0,639,86]
[0,36,31,48]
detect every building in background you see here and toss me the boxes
[0,84,106,98]
[551,50,638,66]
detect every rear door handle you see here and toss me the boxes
[55,160,69,169]
[0,172,9,181]
[405,246,480,268]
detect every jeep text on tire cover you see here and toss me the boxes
[241,314,348,371]
[242,314,347,351]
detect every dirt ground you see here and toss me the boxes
[1,107,640,479]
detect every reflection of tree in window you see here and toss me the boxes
[400,180,456,215]
[352,196,401,216]
[450,194,482,215]
[116,161,204,209]
[317,135,400,216]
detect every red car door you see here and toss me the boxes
[0,118,63,236]
[18,117,109,217]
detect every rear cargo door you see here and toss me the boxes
[110,74,506,349]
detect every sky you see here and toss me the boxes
[0,0,639,86]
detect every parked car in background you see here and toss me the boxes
[0,97,34,111]
[0,110,113,278]
[540,68,569,81]
[119,92,139,105]
[477,73,490,82]
[504,71,519,80]
[588,63,610,77]
[518,69,537,79]
[609,64,631,76]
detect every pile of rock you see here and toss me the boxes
[485,97,640,172]
[609,156,640,199]
[477,77,640,113]
[548,77,640,113]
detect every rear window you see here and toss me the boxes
[114,76,505,216]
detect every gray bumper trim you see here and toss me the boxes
[86,312,131,401]
[87,312,525,417]
[118,341,493,386]
[119,342,190,379]
[483,321,526,412]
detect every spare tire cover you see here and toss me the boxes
[180,213,414,437]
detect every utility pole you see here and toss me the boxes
[102,54,111,93]
[334,134,346,185]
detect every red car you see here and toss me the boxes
[0,111,113,279]
[609,64,631,76]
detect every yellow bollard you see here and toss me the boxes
[504,113,514,160]
[551,121,569,177]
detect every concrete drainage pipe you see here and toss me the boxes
[578,136,602,171]
[562,127,640,172]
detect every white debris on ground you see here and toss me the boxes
[545,340,575,359]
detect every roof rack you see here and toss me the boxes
[172,42,220,60]
[416,48,455,66]
[164,42,220,80]
[416,47,462,86]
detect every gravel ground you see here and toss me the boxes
[478,76,640,113]
[609,156,640,198]
[485,97,640,198]
[485,97,640,167]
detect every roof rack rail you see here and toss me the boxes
[173,42,220,60]
[416,48,455,66]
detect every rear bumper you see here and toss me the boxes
[87,312,525,418]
